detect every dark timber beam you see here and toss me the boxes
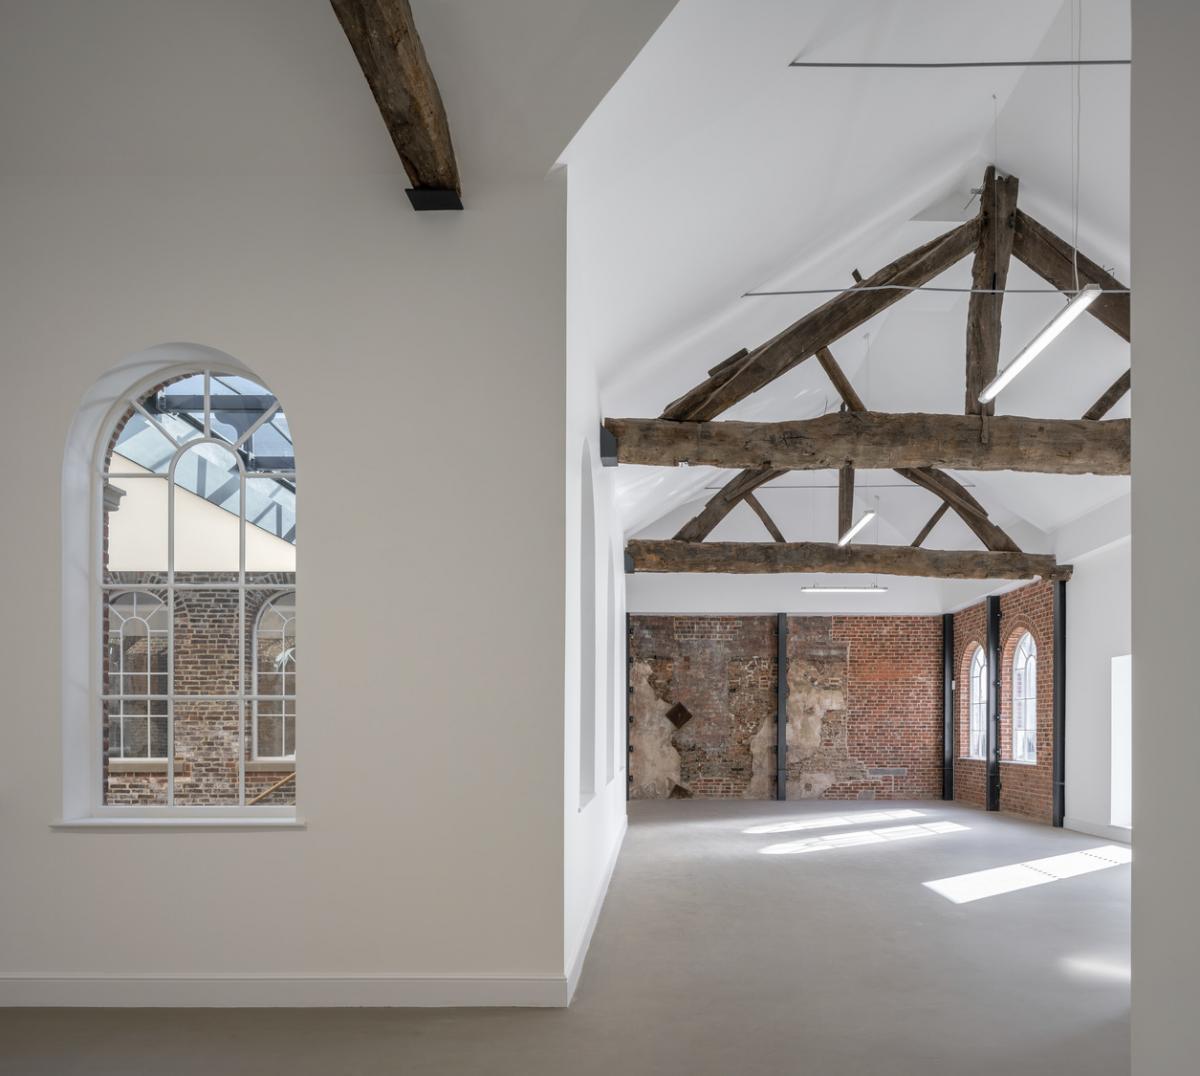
[1012,210,1129,341]
[965,167,1020,415]
[605,413,1130,475]
[838,465,855,538]
[1082,370,1131,421]
[744,492,786,543]
[626,539,1072,581]
[813,346,1020,552]
[912,502,950,547]
[661,218,979,421]
[331,0,463,208]
[673,467,787,543]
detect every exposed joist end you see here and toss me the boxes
[405,188,464,211]
[600,425,619,467]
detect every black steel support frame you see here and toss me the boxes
[1052,581,1067,827]
[776,613,789,801]
[986,595,1002,811]
[942,612,955,801]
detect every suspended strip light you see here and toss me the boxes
[800,584,889,594]
[837,509,876,547]
[977,284,1102,404]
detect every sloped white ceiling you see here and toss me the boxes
[565,0,1131,578]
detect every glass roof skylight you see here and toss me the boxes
[110,373,295,544]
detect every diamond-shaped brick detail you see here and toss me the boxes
[665,702,693,729]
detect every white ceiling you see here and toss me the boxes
[564,0,1131,560]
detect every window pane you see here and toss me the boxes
[172,444,241,575]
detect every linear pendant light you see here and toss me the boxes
[800,584,889,594]
[837,509,876,547]
[978,283,1102,404]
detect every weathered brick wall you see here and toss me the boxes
[629,614,943,801]
[951,581,1055,823]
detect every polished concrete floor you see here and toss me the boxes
[0,800,1130,1075]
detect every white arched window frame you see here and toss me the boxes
[253,592,296,760]
[105,590,169,759]
[968,646,987,760]
[95,365,295,814]
[1012,632,1037,762]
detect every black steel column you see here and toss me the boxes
[942,612,955,801]
[626,612,632,801]
[986,595,1002,811]
[777,613,788,801]
[1052,581,1067,827]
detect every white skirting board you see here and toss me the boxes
[1,816,631,1009]
[1065,817,1133,844]
[566,814,628,1004]
[0,973,569,1008]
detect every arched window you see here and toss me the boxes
[1012,632,1037,762]
[968,646,987,759]
[105,591,168,759]
[254,592,296,760]
[101,370,296,809]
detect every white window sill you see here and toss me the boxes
[106,759,187,775]
[1001,758,1039,767]
[245,758,295,773]
[51,816,305,831]
[958,756,987,762]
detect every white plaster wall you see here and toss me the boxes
[1062,539,1131,838]
[0,0,673,1006]
[1131,2,1200,1069]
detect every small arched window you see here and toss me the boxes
[1012,632,1037,762]
[254,592,296,760]
[968,646,987,759]
[101,370,296,809]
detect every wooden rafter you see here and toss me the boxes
[837,464,855,537]
[605,413,1129,475]
[673,467,786,543]
[1083,369,1131,421]
[911,503,950,548]
[661,219,979,421]
[965,167,1020,415]
[1012,209,1129,341]
[743,492,786,543]
[814,345,1019,551]
[627,539,1071,582]
[331,0,462,202]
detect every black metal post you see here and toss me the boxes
[986,596,1002,811]
[1052,581,1067,827]
[626,612,633,801]
[942,612,955,801]
[777,613,788,801]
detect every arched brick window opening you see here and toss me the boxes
[966,645,987,760]
[1011,632,1037,762]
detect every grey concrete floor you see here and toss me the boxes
[0,800,1130,1075]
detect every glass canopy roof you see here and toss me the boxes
[109,373,296,544]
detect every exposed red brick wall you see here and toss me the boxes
[951,581,1056,823]
[998,580,1055,823]
[629,614,943,801]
